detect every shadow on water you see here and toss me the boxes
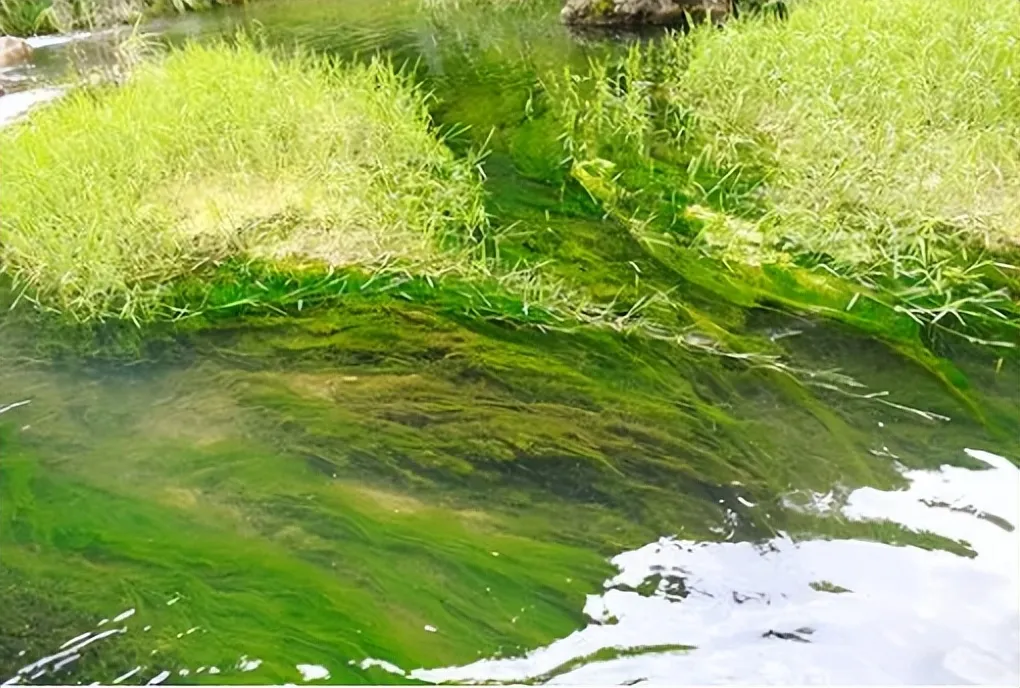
[1,0,1018,685]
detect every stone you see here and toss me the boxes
[561,0,734,26]
[0,36,33,67]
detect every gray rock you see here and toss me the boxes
[561,0,734,26]
[0,36,33,67]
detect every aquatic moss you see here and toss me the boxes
[0,426,611,683]
[3,278,1009,681]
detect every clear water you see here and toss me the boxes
[1,1,1018,685]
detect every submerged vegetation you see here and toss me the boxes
[551,0,1020,351]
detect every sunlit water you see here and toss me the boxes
[413,450,1019,685]
[1,0,1018,685]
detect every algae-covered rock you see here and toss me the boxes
[561,0,732,26]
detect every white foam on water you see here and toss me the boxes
[0,87,65,127]
[359,658,406,676]
[25,31,96,49]
[237,656,262,672]
[411,449,1019,685]
[295,664,330,681]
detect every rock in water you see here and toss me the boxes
[0,36,33,67]
[561,0,733,26]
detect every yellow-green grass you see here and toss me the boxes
[677,0,1020,261]
[555,0,1020,340]
[0,38,488,323]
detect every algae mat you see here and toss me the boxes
[2,291,1015,684]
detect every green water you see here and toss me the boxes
[1,0,1018,684]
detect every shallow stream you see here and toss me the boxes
[1,1,1018,685]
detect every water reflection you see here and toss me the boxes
[0,87,64,127]
[413,450,1019,685]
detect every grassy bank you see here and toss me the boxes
[551,0,1020,352]
[0,37,487,323]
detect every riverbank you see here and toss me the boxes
[0,0,243,37]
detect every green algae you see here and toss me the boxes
[3,287,1009,682]
[2,245,1014,684]
[1,421,611,683]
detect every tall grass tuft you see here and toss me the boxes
[554,0,1020,345]
[0,0,59,34]
[0,37,488,323]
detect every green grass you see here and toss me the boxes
[678,0,1020,256]
[551,0,1020,348]
[0,0,59,34]
[0,37,487,323]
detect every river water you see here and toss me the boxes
[1,0,1018,685]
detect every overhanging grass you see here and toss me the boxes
[0,37,488,323]
[552,0,1020,347]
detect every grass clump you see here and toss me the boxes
[0,37,488,323]
[553,0,1020,348]
[678,0,1020,258]
[0,0,58,34]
